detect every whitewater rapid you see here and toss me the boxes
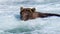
[0,0,60,34]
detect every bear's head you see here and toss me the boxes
[20,7,36,21]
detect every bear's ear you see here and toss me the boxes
[20,7,23,11]
[31,8,36,12]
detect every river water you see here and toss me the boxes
[0,0,60,34]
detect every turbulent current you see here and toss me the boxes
[0,0,60,34]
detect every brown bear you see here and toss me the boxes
[20,7,60,21]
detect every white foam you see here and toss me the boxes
[0,0,60,34]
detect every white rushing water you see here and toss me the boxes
[0,0,60,34]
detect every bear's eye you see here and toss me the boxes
[26,9,29,11]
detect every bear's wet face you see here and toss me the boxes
[20,7,36,21]
[21,11,31,20]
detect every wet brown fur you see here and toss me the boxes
[20,7,60,21]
